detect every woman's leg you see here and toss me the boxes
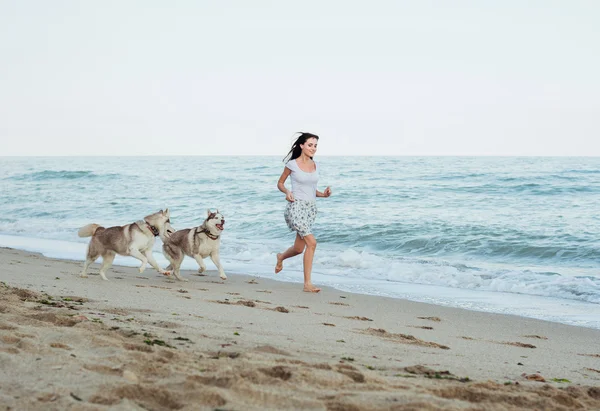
[302,234,320,292]
[275,234,305,273]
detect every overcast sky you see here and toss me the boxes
[1,1,599,156]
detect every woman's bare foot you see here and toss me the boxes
[275,253,283,274]
[303,284,321,293]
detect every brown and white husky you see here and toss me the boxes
[162,209,226,282]
[78,209,174,280]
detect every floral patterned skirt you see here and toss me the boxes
[284,200,317,238]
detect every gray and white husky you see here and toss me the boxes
[162,209,226,282]
[78,209,174,281]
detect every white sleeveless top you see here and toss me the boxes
[285,159,319,202]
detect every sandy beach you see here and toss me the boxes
[1,247,599,410]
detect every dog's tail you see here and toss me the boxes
[78,224,102,238]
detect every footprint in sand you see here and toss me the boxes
[335,364,366,383]
[360,327,450,350]
[209,299,261,308]
[83,363,123,376]
[89,385,195,410]
[236,300,256,307]
[0,322,17,330]
[259,365,292,381]
[253,345,291,356]
[36,393,59,403]
[522,335,548,340]
[50,342,72,350]
[408,325,434,330]
[210,299,233,305]
[501,341,537,349]
[150,320,181,329]
[123,343,154,353]
[343,316,373,322]
[28,312,80,327]
[1,335,21,344]
[417,316,441,322]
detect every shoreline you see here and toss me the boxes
[1,233,599,332]
[1,247,600,410]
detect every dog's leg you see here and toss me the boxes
[98,252,116,281]
[193,254,207,274]
[163,246,186,281]
[129,248,149,273]
[80,257,95,278]
[209,253,227,280]
[162,245,174,272]
[169,259,186,281]
[172,264,187,282]
[81,243,99,278]
[144,249,170,276]
[172,255,186,281]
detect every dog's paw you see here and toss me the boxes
[138,266,146,274]
[197,267,205,274]
[160,270,171,277]
[80,273,88,278]
[220,275,228,281]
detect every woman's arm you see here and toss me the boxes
[277,168,295,202]
[316,186,332,198]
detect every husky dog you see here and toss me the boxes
[78,209,174,281]
[162,209,226,282]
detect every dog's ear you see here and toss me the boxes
[207,209,211,216]
[164,208,170,217]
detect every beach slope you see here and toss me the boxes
[1,247,599,410]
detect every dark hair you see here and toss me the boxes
[283,132,319,162]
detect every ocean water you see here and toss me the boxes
[1,156,599,329]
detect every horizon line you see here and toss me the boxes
[1,154,600,158]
